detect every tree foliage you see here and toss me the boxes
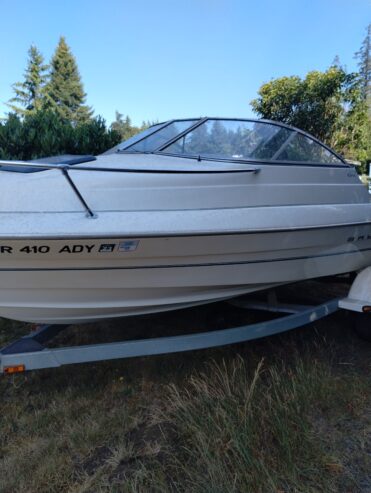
[7,45,48,116]
[0,111,120,160]
[110,111,156,140]
[8,37,93,124]
[355,23,371,117]
[251,63,370,168]
[331,73,370,166]
[251,67,350,143]
[45,37,93,123]
[110,112,137,140]
[250,26,371,169]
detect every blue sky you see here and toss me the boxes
[0,0,370,126]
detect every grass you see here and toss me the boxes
[0,282,370,492]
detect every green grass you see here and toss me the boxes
[0,290,370,492]
[151,354,369,493]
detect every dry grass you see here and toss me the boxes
[0,284,370,492]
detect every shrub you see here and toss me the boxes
[0,110,121,160]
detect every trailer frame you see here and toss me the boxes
[1,297,341,374]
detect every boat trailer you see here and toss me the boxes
[1,270,371,375]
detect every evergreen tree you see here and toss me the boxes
[110,112,155,141]
[331,55,341,68]
[45,36,93,124]
[209,120,229,155]
[355,24,371,117]
[186,121,210,155]
[111,111,136,140]
[0,111,120,160]
[7,45,48,116]
[326,70,367,163]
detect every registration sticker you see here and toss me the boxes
[99,244,116,253]
[119,240,140,252]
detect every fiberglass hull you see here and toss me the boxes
[0,205,371,323]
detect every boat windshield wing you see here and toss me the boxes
[121,120,199,153]
[273,132,342,163]
[118,123,165,150]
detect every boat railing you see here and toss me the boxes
[0,159,259,218]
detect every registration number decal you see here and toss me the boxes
[0,240,140,255]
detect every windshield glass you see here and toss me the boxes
[161,119,343,164]
[275,133,341,164]
[123,120,198,153]
[163,120,292,160]
[121,123,164,148]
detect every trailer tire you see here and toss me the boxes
[354,313,371,341]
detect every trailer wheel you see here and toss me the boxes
[354,312,371,341]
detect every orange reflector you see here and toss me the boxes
[4,365,25,374]
[362,306,371,313]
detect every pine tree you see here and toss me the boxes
[45,36,93,124]
[331,55,342,68]
[111,111,136,140]
[7,45,48,116]
[110,112,154,141]
[355,24,371,116]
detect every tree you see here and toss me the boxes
[110,112,156,142]
[331,73,370,166]
[111,112,136,140]
[355,24,371,117]
[7,45,48,116]
[251,64,370,169]
[342,24,371,167]
[251,67,348,143]
[331,55,341,68]
[0,111,120,160]
[73,116,121,155]
[45,36,93,124]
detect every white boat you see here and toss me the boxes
[0,117,370,324]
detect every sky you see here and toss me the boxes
[0,0,370,126]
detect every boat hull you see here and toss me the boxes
[0,225,371,323]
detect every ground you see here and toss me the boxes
[0,281,370,492]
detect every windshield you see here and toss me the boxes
[116,118,344,165]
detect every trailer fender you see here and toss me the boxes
[339,266,371,313]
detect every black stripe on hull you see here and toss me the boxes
[0,246,370,272]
